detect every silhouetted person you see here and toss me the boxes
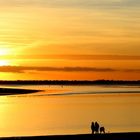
[100,126,105,133]
[95,122,99,133]
[91,122,95,134]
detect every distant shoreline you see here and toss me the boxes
[0,132,140,140]
[0,80,140,86]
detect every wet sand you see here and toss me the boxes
[0,132,139,140]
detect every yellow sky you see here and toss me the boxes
[0,0,139,80]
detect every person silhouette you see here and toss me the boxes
[91,122,95,134]
[95,121,100,133]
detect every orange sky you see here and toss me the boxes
[0,0,139,80]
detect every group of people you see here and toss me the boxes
[91,121,105,134]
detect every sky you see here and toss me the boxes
[0,0,140,80]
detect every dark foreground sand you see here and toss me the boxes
[0,133,140,140]
[0,88,41,96]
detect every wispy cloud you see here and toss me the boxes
[1,55,140,60]
[31,54,140,60]
[0,66,116,73]
[0,66,139,73]
[123,69,140,72]
[1,0,140,8]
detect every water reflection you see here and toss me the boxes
[0,85,139,137]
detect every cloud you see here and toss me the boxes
[55,54,139,60]
[0,66,139,73]
[1,0,140,9]
[0,66,116,73]
[1,54,140,60]
[123,69,140,72]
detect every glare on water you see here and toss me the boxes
[0,85,139,137]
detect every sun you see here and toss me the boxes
[0,43,17,66]
[0,60,9,66]
[0,45,11,66]
[0,48,9,56]
[0,42,13,56]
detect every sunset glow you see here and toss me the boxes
[0,60,9,66]
[0,0,139,80]
[0,1,140,137]
[0,47,9,56]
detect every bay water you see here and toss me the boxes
[0,85,139,137]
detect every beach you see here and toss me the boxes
[0,133,139,140]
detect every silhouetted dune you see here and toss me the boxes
[0,88,41,96]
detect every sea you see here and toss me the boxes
[0,85,139,137]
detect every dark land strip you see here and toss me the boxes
[0,80,140,86]
[0,132,140,140]
[0,88,41,96]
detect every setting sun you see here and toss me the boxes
[0,60,9,66]
[0,43,12,56]
[0,48,9,56]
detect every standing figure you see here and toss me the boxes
[91,122,95,134]
[95,122,100,133]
